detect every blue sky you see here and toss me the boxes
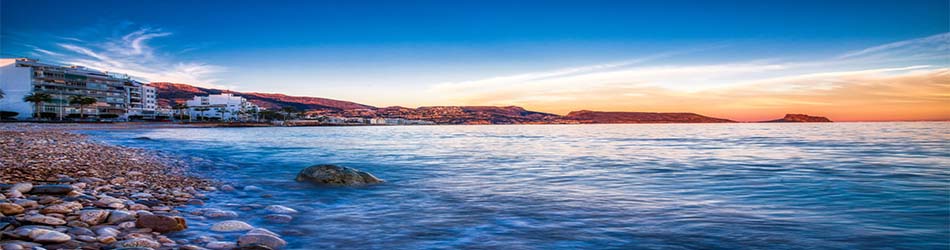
[1,0,948,120]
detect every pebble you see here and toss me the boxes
[210,220,254,232]
[135,214,188,233]
[28,184,74,195]
[29,229,72,244]
[238,228,287,249]
[22,214,67,225]
[11,182,33,193]
[263,214,294,223]
[206,241,238,249]
[0,202,25,215]
[264,205,298,214]
[79,209,110,225]
[112,238,161,249]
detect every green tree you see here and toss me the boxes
[68,95,97,119]
[280,106,297,121]
[194,107,210,121]
[173,103,189,121]
[23,93,52,119]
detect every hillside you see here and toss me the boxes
[564,110,735,123]
[151,82,799,125]
[149,82,374,111]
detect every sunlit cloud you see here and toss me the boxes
[29,26,226,88]
[431,33,950,121]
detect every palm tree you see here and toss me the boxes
[173,103,189,121]
[280,106,297,121]
[23,93,52,119]
[194,107,210,121]
[217,108,227,121]
[68,95,97,119]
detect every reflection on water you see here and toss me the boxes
[87,122,950,249]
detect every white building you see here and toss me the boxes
[185,93,260,121]
[0,58,134,120]
[125,81,162,119]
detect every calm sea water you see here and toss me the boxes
[85,122,950,250]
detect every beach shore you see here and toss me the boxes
[0,124,224,249]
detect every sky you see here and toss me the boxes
[1,0,948,121]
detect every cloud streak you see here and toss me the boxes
[30,26,225,88]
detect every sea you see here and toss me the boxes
[83,122,950,250]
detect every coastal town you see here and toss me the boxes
[0,58,436,126]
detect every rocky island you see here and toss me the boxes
[766,114,833,123]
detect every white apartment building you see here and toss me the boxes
[185,93,260,121]
[0,58,159,120]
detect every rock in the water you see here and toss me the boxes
[29,229,72,243]
[263,214,293,223]
[196,208,239,218]
[238,228,286,249]
[206,241,237,249]
[135,214,188,233]
[210,220,254,232]
[28,184,74,195]
[294,164,383,185]
[79,209,111,225]
[112,238,161,249]
[0,203,25,215]
[133,136,152,140]
[264,205,297,214]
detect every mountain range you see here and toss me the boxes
[149,82,831,124]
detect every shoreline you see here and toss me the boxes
[0,124,283,249]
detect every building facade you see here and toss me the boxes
[0,58,160,120]
[185,93,260,121]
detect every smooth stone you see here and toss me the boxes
[295,164,384,185]
[28,184,74,195]
[237,228,286,249]
[11,183,33,193]
[29,229,72,243]
[135,214,188,233]
[220,185,236,192]
[67,227,95,236]
[210,220,253,232]
[40,201,83,214]
[76,235,97,242]
[112,238,161,249]
[262,214,293,223]
[97,235,118,244]
[0,203,25,215]
[264,205,297,214]
[79,209,110,225]
[96,227,121,237]
[200,209,239,219]
[107,210,137,224]
[22,214,67,225]
[206,241,237,249]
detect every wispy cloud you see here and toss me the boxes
[29,26,225,88]
[838,32,950,59]
[431,33,950,121]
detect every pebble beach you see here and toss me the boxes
[0,124,287,250]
